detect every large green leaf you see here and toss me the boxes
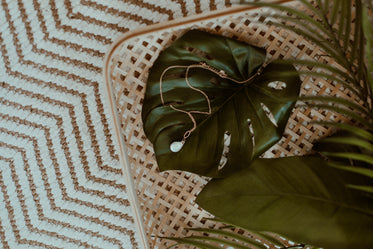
[142,30,301,177]
[196,156,373,249]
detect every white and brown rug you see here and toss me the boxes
[0,0,233,248]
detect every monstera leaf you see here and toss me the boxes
[142,30,301,177]
[196,156,373,249]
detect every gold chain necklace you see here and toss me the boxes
[159,61,268,152]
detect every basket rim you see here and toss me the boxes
[102,2,294,248]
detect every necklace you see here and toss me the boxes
[159,61,268,152]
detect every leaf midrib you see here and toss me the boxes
[191,80,253,131]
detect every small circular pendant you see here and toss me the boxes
[170,141,184,152]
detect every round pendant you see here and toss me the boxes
[170,141,184,152]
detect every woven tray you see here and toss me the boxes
[103,3,354,248]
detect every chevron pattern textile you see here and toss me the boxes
[0,1,234,248]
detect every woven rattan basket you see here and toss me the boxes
[104,3,355,248]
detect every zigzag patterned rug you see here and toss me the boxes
[0,0,233,248]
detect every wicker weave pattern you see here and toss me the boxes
[106,4,356,248]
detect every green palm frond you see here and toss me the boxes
[274,59,355,83]
[248,2,357,69]
[166,235,251,249]
[186,228,268,249]
[164,225,312,249]
[329,164,373,194]
[298,95,370,116]
[323,152,373,164]
[311,121,373,141]
[316,135,373,151]
[276,68,364,97]
[298,103,372,128]
[247,0,372,114]
[362,2,373,95]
